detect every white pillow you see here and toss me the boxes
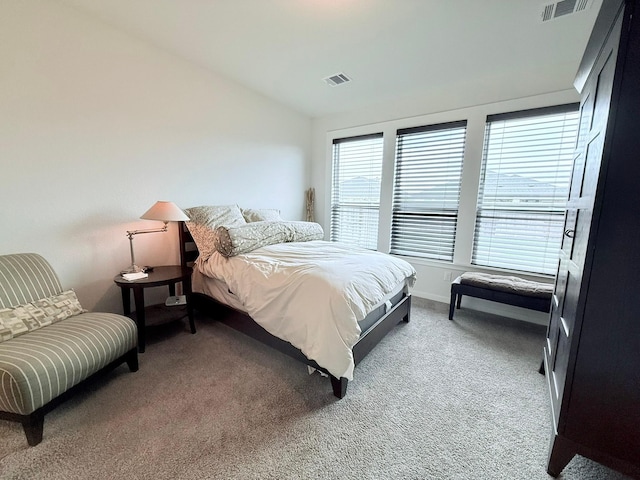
[241,208,283,223]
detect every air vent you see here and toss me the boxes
[323,73,351,87]
[540,0,591,22]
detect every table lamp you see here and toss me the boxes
[124,201,190,273]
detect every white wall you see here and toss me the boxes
[0,0,311,312]
[311,86,580,325]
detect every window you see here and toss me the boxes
[472,104,579,275]
[330,133,383,249]
[391,121,467,261]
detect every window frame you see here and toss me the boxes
[471,103,580,275]
[390,120,468,262]
[329,132,384,250]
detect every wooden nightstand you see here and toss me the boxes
[114,265,195,353]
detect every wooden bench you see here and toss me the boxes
[449,272,553,320]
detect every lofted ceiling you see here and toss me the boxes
[58,0,602,118]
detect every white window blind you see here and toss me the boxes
[330,133,383,249]
[391,121,467,261]
[472,104,579,275]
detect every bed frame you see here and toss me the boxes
[178,222,412,398]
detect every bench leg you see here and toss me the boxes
[449,292,456,320]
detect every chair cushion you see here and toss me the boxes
[0,312,137,415]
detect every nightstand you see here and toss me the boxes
[113,265,195,352]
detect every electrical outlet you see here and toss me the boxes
[443,271,452,282]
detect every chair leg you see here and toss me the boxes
[125,348,139,372]
[23,412,44,446]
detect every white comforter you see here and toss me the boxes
[196,240,416,380]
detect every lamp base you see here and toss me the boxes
[121,264,143,274]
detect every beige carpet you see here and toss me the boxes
[0,298,636,479]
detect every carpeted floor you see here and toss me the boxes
[0,298,636,479]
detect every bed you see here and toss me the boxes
[179,205,416,398]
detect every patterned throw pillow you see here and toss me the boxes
[0,289,85,343]
[215,221,324,257]
[184,205,247,261]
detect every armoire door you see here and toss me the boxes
[544,5,623,475]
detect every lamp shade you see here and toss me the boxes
[140,201,190,222]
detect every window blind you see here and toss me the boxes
[472,104,579,275]
[391,121,467,261]
[330,133,383,249]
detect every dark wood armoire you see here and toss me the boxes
[544,0,640,477]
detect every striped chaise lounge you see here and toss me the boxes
[0,253,138,446]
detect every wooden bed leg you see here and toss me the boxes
[402,301,411,323]
[330,376,348,399]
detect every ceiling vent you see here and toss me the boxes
[540,0,592,22]
[323,73,351,87]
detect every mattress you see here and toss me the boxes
[192,268,406,333]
